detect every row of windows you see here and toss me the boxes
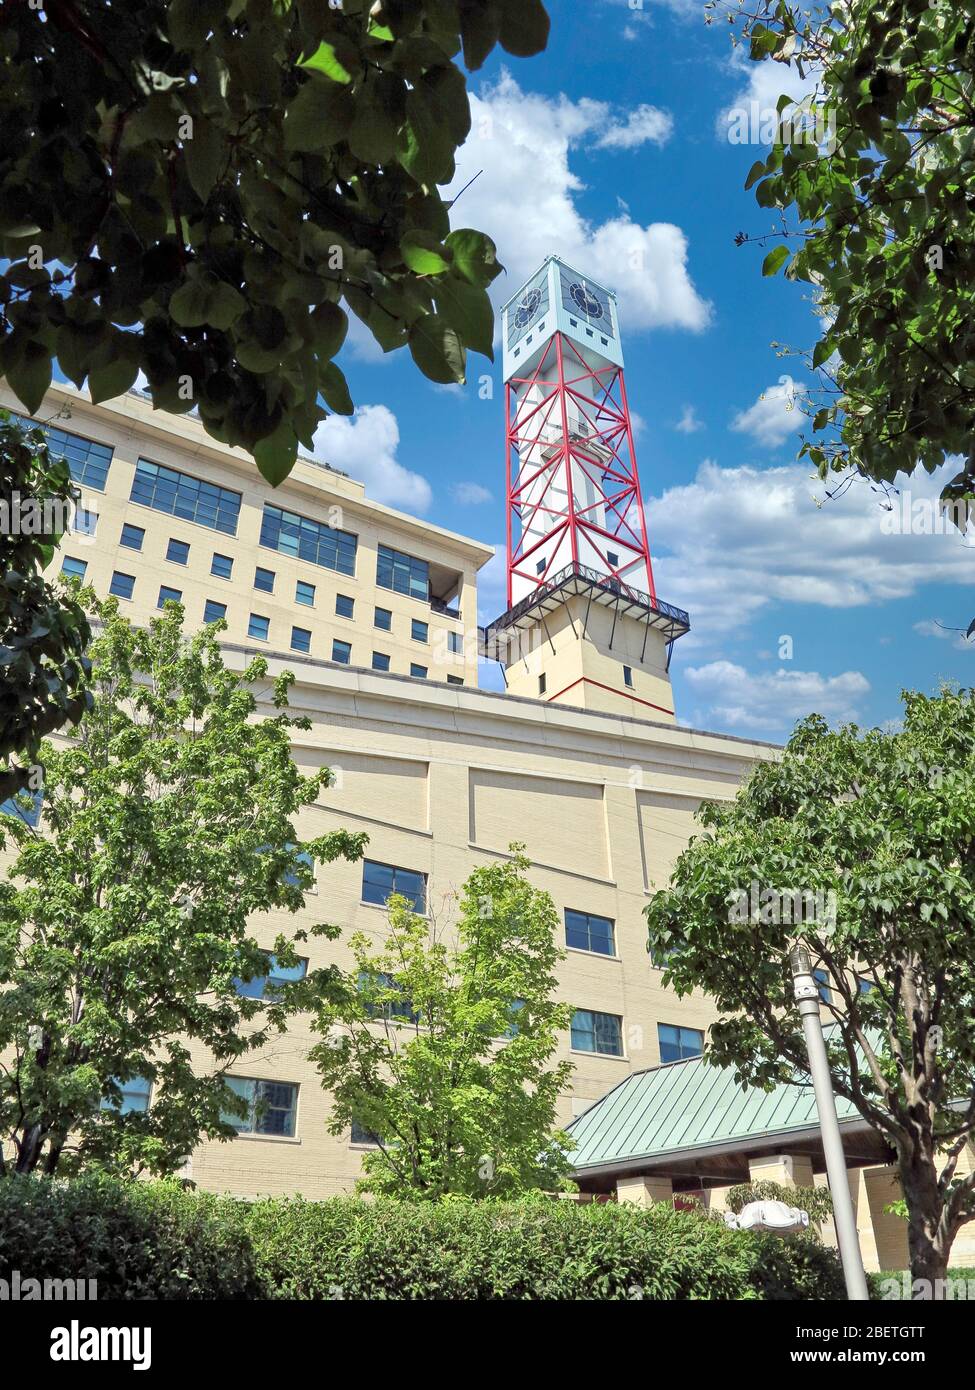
[9,413,114,491]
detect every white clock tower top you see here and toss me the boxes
[500,256,624,382]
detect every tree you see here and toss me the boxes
[645,687,975,1284]
[310,849,574,1197]
[0,593,366,1178]
[0,0,550,482]
[0,410,91,804]
[730,0,975,512]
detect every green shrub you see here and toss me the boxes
[0,1177,846,1300]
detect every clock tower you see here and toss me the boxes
[482,256,689,720]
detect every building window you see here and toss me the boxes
[536,558,546,574]
[0,787,43,828]
[503,999,526,1040]
[350,1121,379,1146]
[565,909,615,957]
[109,571,135,601]
[623,665,634,688]
[372,651,390,672]
[203,599,227,624]
[130,459,242,535]
[410,664,427,679]
[571,1009,623,1057]
[120,523,145,551]
[362,860,426,913]
[211,552,233,580]
[607,551,619,568]
[376,544,429,601]
[11,414,113,492]
[814,969,832,1004]
[248,613,269,642]
[538,673,547,695]
[358,969,418,1023]
[72,508,98,538]
[447,631,464,655]
[291,626,311,653]
[166,537,190,566]
[100,1075,152,1115]
[657,1023,703,1065]
[858,976,874,995]
[447,675,464,686]
[222,1078,298,1137]
[374,606,392,632]
[260,503,357,575]
[157,586,182,610]
[335,593,354,619]
[234,952,307,1001]
[332,639,351,665]
[60,556,87,581]
[411,618,428,643]
[254,566,275,593]
[296,580,315,607]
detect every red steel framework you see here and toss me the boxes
[505,331,657,610]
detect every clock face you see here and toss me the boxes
[506,271,549,350]
[514,288,542,329]
[569,281,604,319]
[558,266,615,339]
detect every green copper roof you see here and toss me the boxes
[567,1054,863,1174]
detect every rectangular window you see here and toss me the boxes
[504,999,525,1040]
[211,552,233,580]
[100,1075,152,1115]
[11,414,113,491]
[410,664,427,679]
[157,585,182,609]
[657,1023,703,1065]
[411,618,428,643]
[350,1121,379,1146]
[362,860,426,913]
[203,599,227,624]
[166,537,190,565]
[358,969,418,1023]
[60,556,87,581]
[130,459,242,535]
[331,639,351,665]
[623,665,634,688]
[0,787,43,828]
[120,523,145,551]
[234,953,307,1001]
[110,571,135,601]
[335,593,354,619]
[607,551,619,568]
[260,503,357,575]
[296,580,315,607]
[536,558,546,574]
[538,674,547,695]
[374,606,392,632]
[571,1009,623,1057]
[447,631,464,655]
[813,969,831,1004]
[376,544,429,601]
[291,626,311,653]
[222,1078,298,1137]
[254,566,275,593]
[248,613,269,642]
[447,675,464,686]
[72,508,98,538]
[565,910,615,957]
[372,652,390,672]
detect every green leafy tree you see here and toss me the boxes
[1,0,550,482]
[731,0,975,509]
[0,410,91,804]
[0,593,365,1178]
[311,849,574,1197]
[646,688,975,1284]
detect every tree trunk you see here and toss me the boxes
[899,1149,952,1291]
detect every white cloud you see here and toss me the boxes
[683,660,870,732]
[731,376,807,448]
[310,405,431,512]
[450,481,492,505]
[594,104,673,150]
[448,73,710,335]
[674,404,703,434]
[914,618,973,651]
[648,457,975,651]
[718,48,823,145]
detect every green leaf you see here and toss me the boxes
[284,76,354,152]
[169,278,211,328]
[498,0,550,57]
[7,341,52,416]
[408,314,466,384]
[299,37,359,84]
[459,1,500,70]
[310,302,349,360]
[744,160,766,192]
[444,229,502,287]
[254,419,299,485]
[88,356,139,404]
[182,115,225,202]
[319,361,354,415]
[206,282,247,331]
[812,337,835,369]
[436,276,494,359]
[762,245,790,277]
[401,231,451,276]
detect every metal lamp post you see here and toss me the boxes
[790,945,870,1301]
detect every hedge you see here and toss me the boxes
[0,1175,846,1301]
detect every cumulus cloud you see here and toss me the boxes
[310,405,431,512]
[731,376,807,448]
[683,661,871,732]
[447,72,710,334]
[718,48,824,145]
[674,404,704,434]
[594,104,673,150]
[914,618,973,651]
[450,481,492,505]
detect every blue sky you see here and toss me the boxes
[309,0,975,743]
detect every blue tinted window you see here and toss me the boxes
[350,1121,379,1146]
[362,860,425,913]
[60,556,87,581]
[110,571,135,601]
[357,969,418,1023]
[374,607,392,631]
[814,968,831,1004]
[411,619,428,643]
[120,523,145,551]
[565,910,615,956]
[260,503,357,575]
[376,544,428,600]
[291,626,311,653]
[222,1078,297,1137]
[410,664,427,679]
[571,1009,623,1057]
[657,1023,703,1065]
[296,581,315,606]
[130,459,241,535]
[372,651,390,672]
[254,566,275,593]
[203,599,227,624]
[10,413,113,491]
[235,952,307,1001]
[332,639,351,664]
[211,553,233,579]
[0,787,42,827]
[100,1075,152,1115]
[448,631,464,655]
[157,585,182,608]
[335,594,354,619]
[248,614,269,641]
[166,538,190,565]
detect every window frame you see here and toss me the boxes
[570,1008,624,1058]
[564,909,616,958]
[657,1022,704,1065]
[361,859,426,914]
